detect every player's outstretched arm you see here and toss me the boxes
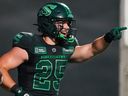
[70,27,127,62]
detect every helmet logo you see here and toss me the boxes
[39,4,57,16]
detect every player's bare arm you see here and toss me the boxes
[70,27,127,62]
[70,36,109,62]
[0,47,28,89]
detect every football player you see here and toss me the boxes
[0,2,127,96]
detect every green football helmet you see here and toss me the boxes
[37,2,76,44]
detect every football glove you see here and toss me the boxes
[104,27,127,43]
[11,84,33,96]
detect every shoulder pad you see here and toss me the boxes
[18,32,33,37]
[20,32,34,36]
[13,32,34,44]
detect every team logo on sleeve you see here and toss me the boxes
[13,33,24,44]
[34,47,47,54]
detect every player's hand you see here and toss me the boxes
[110,27,127,40]
[104,27,127,43]
[11,84,33,96]
[15,89,33,96]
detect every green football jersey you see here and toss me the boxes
[13,32,78,96]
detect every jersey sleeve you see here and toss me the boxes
[12,32,33,50]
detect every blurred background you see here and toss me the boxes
[0,0,119,96]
